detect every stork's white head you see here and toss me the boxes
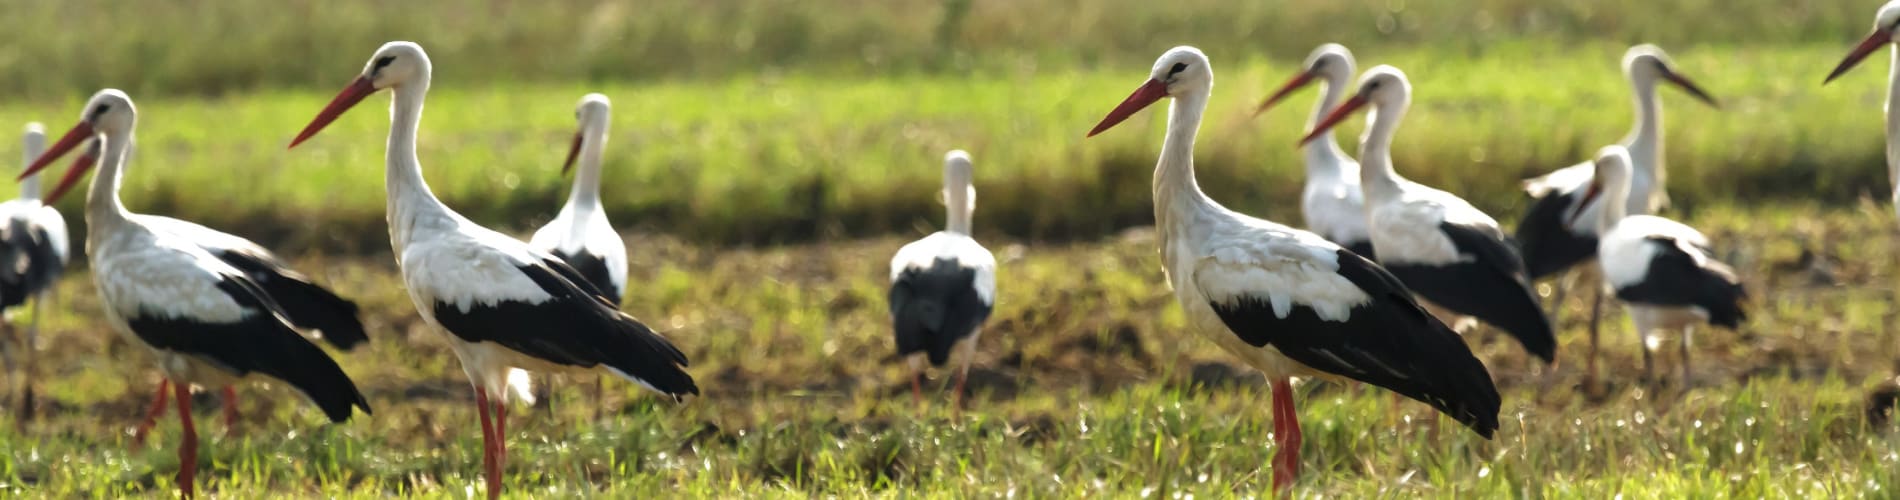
[1086,46,1212,137]
[1298,65,1408,145]
[1622,44,1719,107]
[1254,43,1356,116]
[289,41,432,148]
[1570,145,1634,227]
[17,89,138,204]
[362,42,432,91]
[1824,1,1900,84]
[562,93,613,174]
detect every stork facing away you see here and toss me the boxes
[288,41,697,500]
[529,93,629,416]
[59,138,369,444]
[1253,43,1374,259]
[1824,0,1900,223]
[1514,45,1718,369]
[888,150,995,413]
[1303,65,1558,363]
[0,123,68,425]
[23,89,371,499]
[1574,146,1747,386]
[1087,46,1499,491]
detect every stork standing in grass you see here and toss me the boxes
[1087,46,1499,491]
[0,123,68,424]
[59,139,369,444]
[1824,0,1900,223]
[22,89,371,499]
[530,93,629,417]
[1302,65,1557,363]
[888,150,994,412]
[1574,146,1746,386]
[1514,45,1718,374]
[1253,43,1374,259]
[288,41,697,500]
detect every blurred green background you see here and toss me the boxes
[0,0,1889,246]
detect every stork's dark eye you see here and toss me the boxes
[90,104,111,120]
[1167,62,1188,76]
[373,56,396,70]
[1366,81,1382,91]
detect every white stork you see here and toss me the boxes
[1824,0,1900,222]
[59,139,370,444]
[528,93,628,415]
[1514,45,1718,367]
[888,149,995,412]
[287,41,697,500]
[1252,43,1374,259]
[21,89,371,499]
[0,123,69,423]
[1086,46,1499,491]
[1572,146,1746,386]
[1302,65,1558,363]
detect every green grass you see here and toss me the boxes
[0,42,1891,244]
[3,203,1899,497]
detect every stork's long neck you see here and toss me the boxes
[1356,97,1408,204]
[567,125,606,212]
[1887,47,1900,212]
[1303,72,1354,179]
[385,79,455,248]
[1595,174,1631,235]
[1154,89,1217,235]
[943,179,972,236]
[1622,74,1663,214]
[20,133,42,200]
[86,131,132,230]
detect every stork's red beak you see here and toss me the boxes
[1299,94,1368,145]
[1826,30,1893,84]
[561,131,583,175]
[18,121,96,204]
[289,76,378,148]
[1087,79,1170,138]
[1254,70,1316,117]
[1658,69,1720,108]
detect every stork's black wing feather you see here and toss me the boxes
[1614,236,1749,329]
[889,257,992,366]
[1385,222,1556,362]
[431,257,697,399]
[1208,249,1500,438]
[1515,188,1598,281]
[0,217,64,310]
[126,276,371,423]
[210,247,368,350]
[549,248,621,305]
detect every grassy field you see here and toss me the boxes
[2,202,1899,497]
[0,42,1892,245]
[4,0,1900,497]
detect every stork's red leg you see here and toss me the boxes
[1583,285,1604,391]
[174,381,197,499]
[952,363,972,418]
[593,375,606,421]
[496,399,510,473]
[1270,378,1302,491]
[133,380,171,449]
[221,386,240,433]
[474,388,500,500]
[910,372,923,410]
